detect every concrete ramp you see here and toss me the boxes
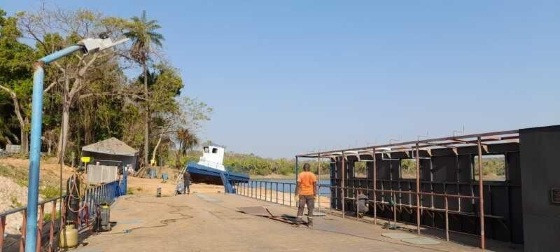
[238,206,272,217]
[238,206,302,226]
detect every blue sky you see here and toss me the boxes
[3,1,560,157]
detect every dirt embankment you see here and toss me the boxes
[0,157,225,237]
[0,157,75,185]
[0,157,75,235]
[0,176,31,234]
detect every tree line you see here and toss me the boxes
[0,7,211,168]
[179,151,330,176]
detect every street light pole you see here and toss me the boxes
[25,37,127,252]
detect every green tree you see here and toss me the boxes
[0,10,35,153]
[124,10,164,168]
[19,8,136,162]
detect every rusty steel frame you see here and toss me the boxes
[297,130,518,158]
[295,130,518,250]
[477,137,486,250]
[372,148,377,225]
[317,154,321,212]
[415,143,421,234]
[341,152,345,218]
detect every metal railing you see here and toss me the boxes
[0,180,122,252]
[234,180,297,207]
[233,180,331,214]
[233,179,495,245]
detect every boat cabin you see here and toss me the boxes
[198,145,226,171]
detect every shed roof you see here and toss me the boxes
[82,137,138,157]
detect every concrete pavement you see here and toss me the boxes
[74,193,487,252]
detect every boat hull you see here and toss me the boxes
[186,162,249,193]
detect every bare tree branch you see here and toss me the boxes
[0,84,17,98]
[43,81,58,94]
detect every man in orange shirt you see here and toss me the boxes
[296,163,317,227]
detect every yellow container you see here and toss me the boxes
[59,224,78,248]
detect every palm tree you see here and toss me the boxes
[175,128,199,169]
[177,128,199,155]
[124,10,164,167]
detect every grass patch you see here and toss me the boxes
[10,196,22,208]
[40,185,61,199]
[43,211,61,222]
[0,164,29,187]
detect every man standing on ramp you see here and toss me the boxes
[296,163,317,227]
[183,171,191,194]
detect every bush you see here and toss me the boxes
[40,185,61,199]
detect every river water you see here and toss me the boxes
[250,179,331,196]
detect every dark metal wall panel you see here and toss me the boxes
[331,159,342,209]
[457,155,472,182]
[390,160,400,180]
[420,159,432,181]
[328,141,523,244]
[509,186,524,243]
[446,185,460,211]
[377,159,392,180]
[366,160,374,179]
[520,126,560,251]
[439,156,458,182]
[506,152,521,184]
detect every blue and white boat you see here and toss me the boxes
[186,145,249,193]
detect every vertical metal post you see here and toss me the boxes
[276,183,278,203]
[415,143,421,234]
[445,196,449,241]
[20,210,27,252]
[265,181,268,201]
[36,204,44,252]
[341,152,345,218]
[317,154,321,212]
[356,187,359,219]
[0,216,6,250]
[289,184,292,206]
[48,201,56,252]
[295,156,299,207]
[282,183,285,205]
[25,45,83,252]
[373,148,377,224]
[25,65,44,252]
[295,156,299,192]
[477,137,486,250]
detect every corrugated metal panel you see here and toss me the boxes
[87,165,118,184]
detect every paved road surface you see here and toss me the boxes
[75,193,486,252]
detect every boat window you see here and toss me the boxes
[212,148,218,153]
[204,147,209,153]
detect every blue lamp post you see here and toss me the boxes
[25,36,128,252]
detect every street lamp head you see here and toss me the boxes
[78,36,129,54]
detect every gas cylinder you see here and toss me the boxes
[59,224,78,248]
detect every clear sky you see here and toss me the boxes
[3,1,560,158]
